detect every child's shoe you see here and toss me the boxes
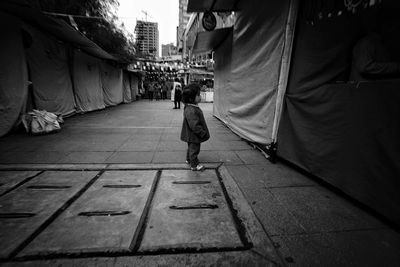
[191,165,205,171]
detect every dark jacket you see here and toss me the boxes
[180,104,210,143]
[174,88,182,101]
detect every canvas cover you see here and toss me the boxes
[72,50,105,113]
[122,71,132,103]
[129,73,139,101]
[0,12,28,137]
[213,29,232,122]
[213,0,291,144]
[101,63,123,106]
[24,24,76,116]
[278,5,400,224]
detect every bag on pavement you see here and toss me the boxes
[21,109,63,135]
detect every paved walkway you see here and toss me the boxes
[1,100,400,266]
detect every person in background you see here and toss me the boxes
[162,81,168,100]
[350,32,400,81]
[154,83,161,101]
[180,83,210,171]
[148,82,154,101]
[173,84,182,109]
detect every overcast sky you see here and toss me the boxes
[117,0,179,48]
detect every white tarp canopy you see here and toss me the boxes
[122,71,132,103]
[213,0,294,144]
[101,62,123,106]
[0,12,28,137]
[72,50,105,113]
[129,73,139,101]
[24,24,76,116]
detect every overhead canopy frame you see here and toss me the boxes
[187,0,239,12]
[0,0,119,61]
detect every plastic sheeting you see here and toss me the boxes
[24,25,76,116]
[72,50,105,113]
[0,12,28,137]
[213,0,291,144]
[278,6,400,224]
[122,71,132,103]
[101,63,123,106]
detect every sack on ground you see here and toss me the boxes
[21,109,63,135]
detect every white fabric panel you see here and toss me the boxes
[215,0,291,144]
[0,12,28,137]
[24,25,76,116]
[72,50,105,113]
[122,71,132,103]
[101,63,123,106]
[130,74,139,101]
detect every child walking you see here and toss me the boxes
[180,83,210,171]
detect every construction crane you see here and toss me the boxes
[141,10,152,21]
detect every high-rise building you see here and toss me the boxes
[177,0,191,51]
[161,43,178,57]
[135,20,159,58]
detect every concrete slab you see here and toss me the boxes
[226,165,308,236]
[0,171,97,258]
[269,186,385,232]
[139,169,243,252]
[156,141,187,151]
[235,150,269,165]
[118,140,159,151]
[2,251,277,266]
[0,152,68,164]
[271,229,400,266]
[152,151,186,163]
[107,163,221,170]
[227,164,316,188]
[21,170,157,256]
[0,171,41,195]
[199,151,244,165]
[210,141,252,150]
[106,152,154,164]
[216,166,284,264]
[59,152,113,164]
[0,164,108,171]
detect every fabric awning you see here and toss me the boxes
[187,0,239,12]
[189,68,213,76]
[0,0,118,61]
[193,27,232,54]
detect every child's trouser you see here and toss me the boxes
[186,142,201,168]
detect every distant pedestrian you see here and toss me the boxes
[155,83,161,101]
[162,82,168,100]
[173,84,182,109]
[148,82,154,101]
[180,83,210,171]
